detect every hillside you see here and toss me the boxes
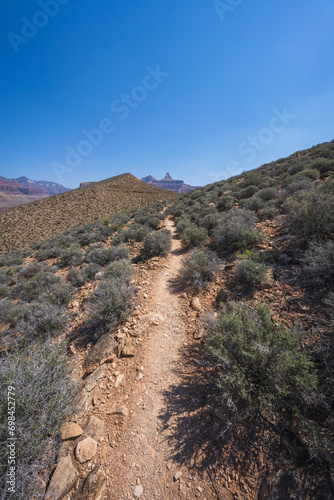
[0,176,69,211]
[0,173,178,253]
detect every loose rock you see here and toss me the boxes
[75,437,98,464]
[45,456,78,500]
[60,422,83,441]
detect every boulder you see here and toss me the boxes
[45,456,78,500]
[75,437,98,464]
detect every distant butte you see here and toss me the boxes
[141,172,200,193]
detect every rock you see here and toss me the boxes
[180,292,187,298]
[115,374,124,388]
[134,484,144,498]
[60,422,83,441]
[174,471,182,481]
[34,477,46,496]
[85,365,107,392]
[76,465,106,500]
[118,338,135,358]
[147,313,164,326]
[84,416,105,441]
[75,437,98,464]
[58,440,74,459]
[108,404,128,417]
[95,271,104,279]
[193,329,204,340]
[191,297,201,311]
[83,334,117,372]
[45,456,79,500]
[216,289,228,304]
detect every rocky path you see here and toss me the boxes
[101,219,217,499]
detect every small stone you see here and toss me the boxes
[137,373,144,381]
[134,484,144,498]
[174,471,182,481]
[60,422,83,441]
[115,374,124,388]
[75,437,98,464]
[108,404,128,417]
[84,416,105,441]
[143,293,148,299]
[191,297,201,311]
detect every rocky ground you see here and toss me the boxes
[44,216,334,500]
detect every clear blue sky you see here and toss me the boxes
[1,0,334,189]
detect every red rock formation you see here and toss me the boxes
[141,173,200,193]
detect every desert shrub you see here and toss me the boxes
[0,286,7,298]
[301,168,320,181]
[141,230,172,260]
[302,240,334,283]
[312,158,334,174]
[241,195,265,212]
[45,283,74,306]
[109,212,131,230]
[59,244,83,267]
[103,259,134,281]
[19,262,45,278]
[282,179,313,197]
[0,250,25,267]
[0,270,7,284]
[179,249,220,290]
[18,302,66,340]
[0,341,74,499]
[206,302,317,415]
[181,226,207,249]
[197,214,221,233]
[214,210,263,254]
[235,259,268,290]
[125,223,150,242]
[177,217,191,234]
[134,213,160,230]
[66,268,87,287]
[88,265,135,329]
[85,244,128,266]
[36,244,64,261]
[83,262,102,280]
[238,185,258,200]
[259,205,278,220]
[0,300,26,328]
[14,272,60,302]
[283,191,334,239]
[257,187,277,202]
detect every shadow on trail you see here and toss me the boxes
[158,340,220,471]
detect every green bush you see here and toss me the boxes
[197,214,220,233]
[0,285,7,298]
[238,185,258,200]
[85,244,129,266]
[302,240,334,283]
[241,195,265,212]
[0,250,25,267]
[179,249,220,290]
[59,244,83,267]
[125,223,151,242]
[14,271,60,302]
[141,229,172,260]
[88,263,135,330]
[206,302,317,415]
[257,187,277,202]
[45,283,74,306]
[177,217,191,233]
[66,268,87,287]
[18,302,66,340]
[283,191,334,239]
[134,213,160,230]
[214,210,263,253]
[0,341,75,498]
[181,226,207,249]
[217,195,234,212]
[234,259,268,290]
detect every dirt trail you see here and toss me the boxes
[102,220,217,499]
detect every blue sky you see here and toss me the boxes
[1,0,334,189]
